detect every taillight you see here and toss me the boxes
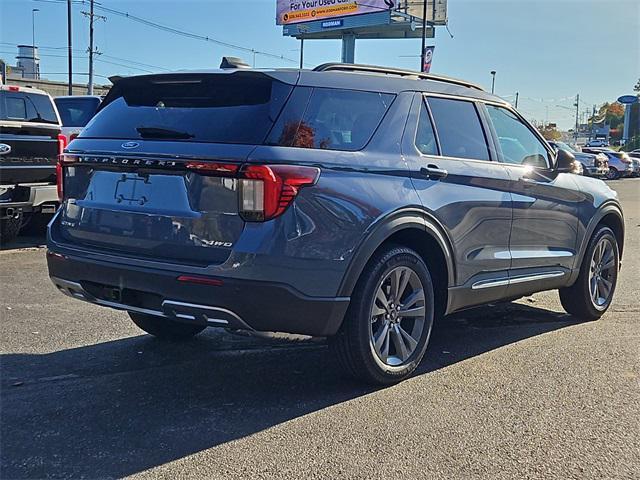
[239,164,320,221]
[56,153,75,203]
[185,161,239,176]
[57,133,67,156]
[55,135,68,202]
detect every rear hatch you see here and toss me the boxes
[58,71,298,265]
[0,89,61,185]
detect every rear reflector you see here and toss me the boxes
[177,275,224,286]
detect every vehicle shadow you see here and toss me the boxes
[1,301,580,478]
[0,234,46,251]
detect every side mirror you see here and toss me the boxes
[554,148,576,172]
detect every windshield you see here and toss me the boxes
[55,97,101,127]
[554,141,576,153]
[82,72,293,144]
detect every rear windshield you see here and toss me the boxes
[81,72,293,144]
[0,90,59,124]
[55,97,101,127]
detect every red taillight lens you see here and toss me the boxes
[185,162,239,176]
[239,164,320,221]
[57,133,68,156]
[55,135,68,202]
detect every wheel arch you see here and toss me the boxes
[338,209,455,319]
[572,201,625,284]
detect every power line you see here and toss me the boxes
[33,0,307,66]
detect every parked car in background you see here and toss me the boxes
[549,141,608,177]
[47,64,624,385]
[582,147,634,179]
[54,95,101,144]
[628,149,640,159]
[0,85,64,243]
[586,139,609,147]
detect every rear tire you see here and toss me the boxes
[0,213,23,245]
[559,226,619,321]
[606,167,620,180]
[329,245,435,385]
[129,312,206,341]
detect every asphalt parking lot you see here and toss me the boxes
[1,179,638,479]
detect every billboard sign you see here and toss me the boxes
[276,0,394,25]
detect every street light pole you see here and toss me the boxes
[490,70,496,94]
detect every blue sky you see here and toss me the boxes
[1,0,638,129]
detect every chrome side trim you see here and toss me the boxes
[494,250,574,260]
[508,271,566,285]
[471,277,510,290]
[472,271,566,290]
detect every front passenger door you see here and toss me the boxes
[483,104,581,285]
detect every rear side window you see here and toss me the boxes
[55,97,100,127]
[1,91,58,124]
[82,73,293,144]
[415,100,438,155]
[266,87,394,151]
[427,97,490,161]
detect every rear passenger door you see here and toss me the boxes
[403,94,513,308]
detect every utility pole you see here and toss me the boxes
[574,93,580,141]
[590,104,596,141]
[299,37,304,69]
[67,0,73,95]
[490,71,496,94]
[82,0,106,95]
[515,91,519,109]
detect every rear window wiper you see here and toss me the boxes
[136,126,194,139]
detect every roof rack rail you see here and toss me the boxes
[313,63,484,91]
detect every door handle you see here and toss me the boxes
[419,164,448,180]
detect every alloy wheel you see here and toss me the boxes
[369,266,426,367]
[589,237,616,309]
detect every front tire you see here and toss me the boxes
[559,226,619,321]
[129,312,206,341]
[330,245,435,385]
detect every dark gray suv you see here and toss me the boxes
[47,64,624,384]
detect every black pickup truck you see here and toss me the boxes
[0,85,63,244]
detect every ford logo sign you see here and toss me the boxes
[121,141,140,149]
[0,143,11,155]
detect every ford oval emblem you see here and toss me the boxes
[0,143,11,155]
[121,141,140,149]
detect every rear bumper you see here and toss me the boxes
[46,249,349,337]
[0,184,58,219]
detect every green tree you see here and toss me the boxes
[538,124,561,141]
[634,78,640,92]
